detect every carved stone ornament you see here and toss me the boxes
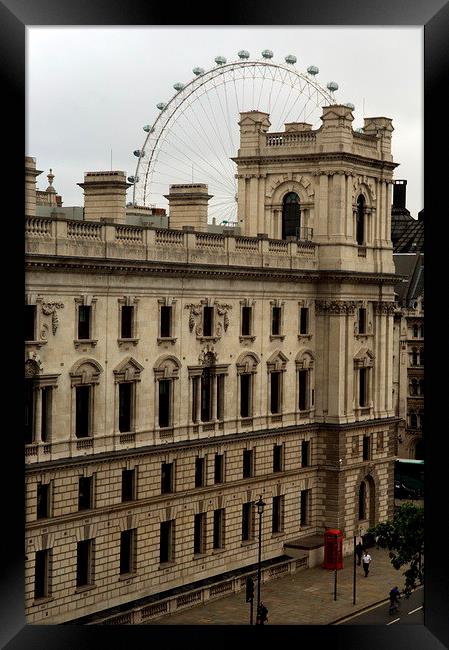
[315,300,357,315]
[185,301,232,339]
[198,344,218,366]
[374,301,396,315]
[41,301,64,335]
[25,354,42,377]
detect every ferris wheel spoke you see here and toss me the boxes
[159,122,236,194]
[210,78,239,170]
[202,85,236,179]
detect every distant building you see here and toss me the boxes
[392,181,424,459]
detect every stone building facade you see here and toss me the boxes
[24,104,399,624]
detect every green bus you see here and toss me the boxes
[394,459,424,500]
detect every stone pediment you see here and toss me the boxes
[113,356,144,382]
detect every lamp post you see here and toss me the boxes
[255,495,265,623]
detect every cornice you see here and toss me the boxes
[25,255,399,286]
[232,151,398,171]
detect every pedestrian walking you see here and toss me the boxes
[355,542,363,566]
[256,602,268,625]
[362,550,372,576]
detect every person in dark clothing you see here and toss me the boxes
[257,602,268,625]
[355,542,363,566]
[389,586,401,613]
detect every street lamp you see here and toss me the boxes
[255,494,265,623]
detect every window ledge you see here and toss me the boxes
[239,335,256,343]
[297,333,312,340]
[75,584,96,594]
[197,335,220,343]
[240,417,253,426]
[271,532,285,538]
[270,334,285,341]
[32,596,54,606]
[159,561,176,570]
[193,553,207,560]
[212,548,226,555]
[118,338,139,347]
[119,572,137,581]
[241,540,256,547]
[74,339,98,349]
[157,337,177,345]
[25,340,47,348]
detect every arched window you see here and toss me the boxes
[153,355,180,429]
[236,352,259,419]
[358,481,366,520]
[69,358,103,439]
[409,411,418,429]
[282,192,301,240]
[296,350,315,412]
[356,195,365,245]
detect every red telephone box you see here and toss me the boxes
[323,528,343,569]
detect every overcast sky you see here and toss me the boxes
[27,26,423,217]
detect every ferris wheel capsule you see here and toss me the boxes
[143,124,154,133]
[262,49,273,59]
[127,175,140,183]
[173,82,185,91]
[133,150,145,158]
[344,102,355,110]
[156,102,167,110]
[238,50,250,59]
[307,65,319,75]
[285,54,297,64]
[215,55,226,65]
[327,81,339,92]
[193,66,204,75]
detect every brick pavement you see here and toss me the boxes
[145,548,411,625]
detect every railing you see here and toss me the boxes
[115,226,143,244]
[25,216,318,268]
[266,131,316,147]
[67,221,102,240]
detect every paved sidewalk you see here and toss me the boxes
[145,548,411,625]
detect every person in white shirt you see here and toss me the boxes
[362,550,372,576]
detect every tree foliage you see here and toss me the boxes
[368,502,424,597]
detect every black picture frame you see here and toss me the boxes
[1,1,447,648]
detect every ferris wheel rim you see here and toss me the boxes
[132,57,339,206]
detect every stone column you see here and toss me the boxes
[34,387,42,443]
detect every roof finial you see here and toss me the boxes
[46,168,56,193]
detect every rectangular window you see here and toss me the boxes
[25,378,35,444]
[271,306,281,335]
[203,306,214,337]
[272,495,284,533]
[359,368,368,407]
[119,382,132,433]
[78,305,91,340]
[36,483,50,519]
[34,549,50,599]
[273,444,283,473]
[298,370,309,410]
[358,308,366,335]
[242,502,254,541]
[213,508,225,550]
[121,469,135,502]
[216,374,225,421]
[41,387,51,442]
[161,462,173,494]
[240,374,251,418]
[119,529,136,575]
[194,512,206,555]
[75,385,90,438]
[195,457,205,488]
[270,372,281,414]
[299,307,309,335]
[191,376,199,423]
[300,490,310,526]
[25,305,37,341]
[76,539,93,588]
[160,305,172,338]
[214,454,224,484]
[241,306,252,336]
[158,380,171,428]
[200,368,212,422]
[301,440,310,468]
[159,520,174,564]
[243,449,253,478]
[121,305,134,339]
[78,476,93,511]
[362,435,371,461]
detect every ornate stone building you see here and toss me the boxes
[25,104,399,624]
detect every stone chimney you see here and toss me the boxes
[319,104,354,151]
[392,179,407,210]
[164,184,212,232]
[25,156,42,217]
[77,171,131,223]
[363,116,394,158]
[238,111,271,152]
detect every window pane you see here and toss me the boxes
[270,372,280,413]
[120,529,134,574]
[160,306,172,338]
[121,469,135,502]
[34,549,49,599]
[242,306,251,336]
[201,368,212,422]
[37,483,49,519]
[272,307,281,335]
[75,385,90,438]
[119,383,132,433]
[121,306,133,338]
[195,457,204,488]
[76,540,92,587]
[214,454,224,484]
[78,306,91,340]
[203,306,213,337]
[25,305,36,341]
[25,379,35,444]
[79,476,92,510]
[159,380,171,427]
[240,374,251,418]
[299,307,308,335]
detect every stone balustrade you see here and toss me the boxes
[25,216,317,270]
[265,131,317,147]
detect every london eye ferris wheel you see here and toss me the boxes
[129,51,351,224]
